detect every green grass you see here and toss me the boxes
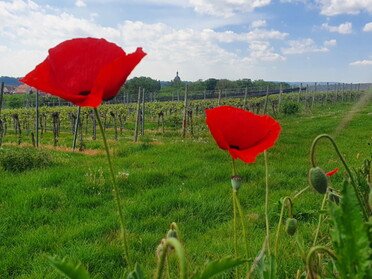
[0,100,371,278]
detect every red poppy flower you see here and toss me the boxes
[205,106,281,163]
[326,168,338,176]
[20,37,146,107]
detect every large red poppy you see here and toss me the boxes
[20,37,146,107]
[206,106,281,163]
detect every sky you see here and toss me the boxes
[0,0,371,83]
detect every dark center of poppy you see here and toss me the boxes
[229,145,240,150]
[79,91,90,96]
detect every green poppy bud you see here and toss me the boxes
[369,191,372,210]
[285,218,297,236]
[231,175,242,191]
[166,229,178,239]
[309,167,328,195]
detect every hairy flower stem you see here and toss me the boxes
[274,196,293,257]
[231,158,249,269]
[305,246,337,279]
[94,108,132,269]
[293,186,310,200]
[155,238,186,279]
[231,158,240,278]
[313,192,328,246]
[264,151,271,255]
[310,134,368,220]
[233,190,239,279]
[234,192,250,265]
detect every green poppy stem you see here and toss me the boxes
[305,246,337,279]
[293,186,310,200]
[94,108,132,269]
[310,134,368,220]
[233,191,250,264]
[274,196,293,257]
[264,151,271,256]
[312,191,328,246]
[231,157,237,176]
[233,190,239,279]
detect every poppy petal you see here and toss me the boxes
[326,168,339,176]
[206,106,281,164]
[20,57,87,104]
[98,47,147,101]
[20,38,146,107]
[228,116,281,163]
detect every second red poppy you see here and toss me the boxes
[205,106,281,163]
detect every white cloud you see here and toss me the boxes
[321,22,352,34]
[75,0,86,7]
[251,20,267,28]
[188,0,271,17]
[0,1,288,80]
[324,39,336,46]
[0,45,8,52]
[363,22,372,32]
[247,41,285,61]
[316,0,372,16]
[350,60,372,66]
[282,38,329,54]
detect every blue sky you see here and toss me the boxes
[0,0,371,83]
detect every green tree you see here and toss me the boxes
[119,76,160,101]
[205,78,218,91]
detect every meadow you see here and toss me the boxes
[0,94,371,278]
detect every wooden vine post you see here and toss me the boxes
[52,111,60,147]
[263,86,269,114]
[35,89,39,147]
[243,87,248,110]
[297,83,302,103]
[0,82,4,146]
[72,106,81,151]
[311,82,316,110]
[278,83,283,108]
[0,82,4,117]
[141,88,145,136]
[181,85,188,138]
[134,87,141,142]
[217,89,221,106]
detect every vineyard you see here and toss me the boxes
[0,88,365,149]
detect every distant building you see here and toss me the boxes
[13,84,48,97]
[14,84,34,94]
[174,71,181,83]
[3,85,16,94]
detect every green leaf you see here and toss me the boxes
[256,254,277,279]
[127,264,144,279]
[48,256,91,279]
[191,256,246,279]
[328,180,372,279]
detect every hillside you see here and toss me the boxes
[0,76,22,86]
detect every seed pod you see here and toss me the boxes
[166,228,178,239]
[308,167,328,195]
[231,175,242,191]
[285,218,297,236]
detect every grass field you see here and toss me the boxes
[0,99,371,278]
